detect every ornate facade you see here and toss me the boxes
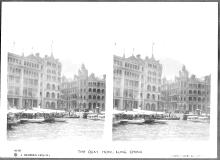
[43,54,62,109]
[60,64,106,112]
[161,66,211,113]
[7,52,62,110]
[113,54,162,111]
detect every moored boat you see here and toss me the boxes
[54,118,66,122]
[124,119,145,125]
[20,118,29,124]
[20,118,45,123]
[97,114,105,121]
[87,113,99,120]
[65,115,80,118]
[44,117,55,123]
[143,119,155,124]
[27,118,45,123]
[154,119,168,124]
[187,115,209,123]
[7,119,20,129]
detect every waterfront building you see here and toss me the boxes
[7,52,62,110]
[43,54,62,109]
[113,53,162,111]
[60,64,106,112]
[161,65,211,113]
[60,76,78,111]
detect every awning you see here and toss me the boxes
[8,108,24,114]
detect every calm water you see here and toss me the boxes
[113,120,210,141]
[8,118,104,141]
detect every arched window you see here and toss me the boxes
[93,88,96,92]
[47,83,50,90]
[102,103,105,110]
[93,103,96,109]
[97,96,100,100]
[152,86,156,92]
[89,95,92,99]
[152,94,155,100]
[97,89,100,93]
[102,89,104,93]
[151,103,156,111]
[93,95,96,99]
[102,96,104,100]
[46,102,50,108]
[193,97,197,101]
[146,103,150,110]
[89,103,92,110]
[147,93,150,99]
[52,84,55,90]
[46,92,50,98]
[193,90,197,94]
[89,88,92,92]
[52,92,55,98]
[51,102,55,109]
[147,85,151,91]
[57,93,59,99]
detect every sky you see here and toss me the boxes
[2,2,218,80]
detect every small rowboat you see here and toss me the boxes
[125,119,145,125]
[154,119,168,124]
[44,117,55,123]
[143,119,155,124]
[20,118,29,124]
[20,118,45,123]
[65,115,80,118]
[7,119,20,129]
[54,118,66,122]
[27,118,45,123]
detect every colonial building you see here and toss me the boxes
[60,64,106,112]
[7,52,62,110]
[161,65,211,113]
[43,54,62,109]
[113,54,162,111]
[60,76,78,111]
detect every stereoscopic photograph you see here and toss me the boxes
[113,46,211,141]
[2,3,108,143]
[0,1,218,159]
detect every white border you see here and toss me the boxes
[0,2,218,158]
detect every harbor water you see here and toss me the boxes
[113,120,210,141]
[8,119,210,141]
[7,118,104,141]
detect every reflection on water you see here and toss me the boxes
[8,118,104,141]
[113,120,209,141]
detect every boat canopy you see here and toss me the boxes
[113,109,125,115]
[8,108,24,114]
[113,109,165,116]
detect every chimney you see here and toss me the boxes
[136,54,141,58]
[35,53,40,57]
